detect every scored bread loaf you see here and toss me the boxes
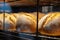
[0,13,36,33]
[15,13,36,33]
[38,12,60,36]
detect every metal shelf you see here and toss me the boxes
[38,35,60,40]
[0,30,60,40]
[0,30,36,40]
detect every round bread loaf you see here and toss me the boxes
[38,12,60,36]
[16,13,36,33]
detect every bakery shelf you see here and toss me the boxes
[0,30,60,40]
[0,30,36,40]
[6,0,60,6]
[39,0,60,6]
[38,35,60,40]
[6,0,36,6]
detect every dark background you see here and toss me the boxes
[11,6,60,13]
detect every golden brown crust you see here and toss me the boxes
[8,13,36,33]
[0,13,36,33]
[17,13,36,33]
[38,12,60,36]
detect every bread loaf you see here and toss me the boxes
[0,13,36,33]
[38,12,60,36]
[15,13,36,33]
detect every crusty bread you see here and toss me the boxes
[0,12,45,33]
[38,12,60,36]
[4,13,36,33]
[15,13,36,33]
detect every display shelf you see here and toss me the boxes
[6,0,36,6]
[39,0,60,6]
[0,30,60,40]
[6,0,60,6]
[0,30,36,40]
[38,35,60,40]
